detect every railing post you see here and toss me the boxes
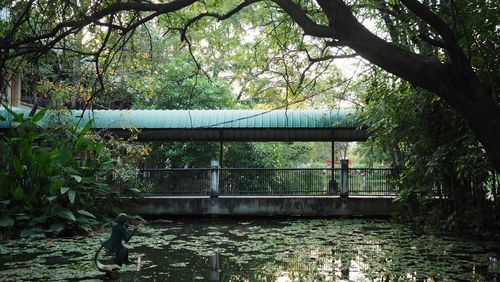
[340,159,349,198]
[210,159,219,198]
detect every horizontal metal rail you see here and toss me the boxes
[348,168,400,195]
[112,167,400,196]
[220,168,341,196]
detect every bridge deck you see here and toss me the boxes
[125,196,395,217]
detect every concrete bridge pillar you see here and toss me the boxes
[340,159,349,198]
[210,159,219,198]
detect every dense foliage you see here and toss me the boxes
[349,0,500,234]
[357,71,499,234]
[0,108,140,238]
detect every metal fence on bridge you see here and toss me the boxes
[113,167,400,196]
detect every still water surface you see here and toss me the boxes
[0,218,499,281]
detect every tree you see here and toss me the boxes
[0,0,499,170]
[355,69,498,232]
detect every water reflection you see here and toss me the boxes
[0,218,499,281]
[209,253,221,281]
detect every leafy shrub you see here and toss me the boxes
[0,107,122,237]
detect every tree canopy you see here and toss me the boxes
[0,0,499,235]
[0,0,498,171]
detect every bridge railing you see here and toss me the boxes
[220,168,341,196]
[114,167,400,196]
[126,168,211,196]
[348,168,400,196]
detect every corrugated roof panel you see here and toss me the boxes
[0,109,360,129]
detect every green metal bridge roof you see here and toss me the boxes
[0,108,367,141]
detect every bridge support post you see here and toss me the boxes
[210,159,219,198]
[340,159,349,198]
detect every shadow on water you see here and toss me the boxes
[0,218,499,281]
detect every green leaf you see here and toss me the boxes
[95,143,105,154]
[3,106,23,122]
[60,187,70,194]
[12,156,23,175]
[30,214,48,225]
[13,213,29,221]
[12,112,24,122]
[49,223,65,235]
[79,118,93,136]
[0,215,14,227]
[47,196,58,202]
[68,190,76,204]
[31,108,47,122]
[71,175,82,183]
[128,188,142,193]
[57,209,76,221]
[75,136,88,152]
[78,209,96,219]
[50,178,63,191]
[20,228,45,238]
[13,186,24,201]
[431,95,441,104]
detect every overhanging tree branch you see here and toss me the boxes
[400,0,457,48]
[180,0,261,41]
[271,0,334,38]
[0,0,199,51]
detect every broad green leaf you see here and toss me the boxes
[60,187,70,194]
[50,177,64,191]
[12,156,22,175]
[79,118,93,136]
[20,228,45,238]
[128,188,142,193]
[95,143,105,154]
[75,136,88,152]
[13,186,24,201]
[68,190,76,204]
[71,175,82,183]
[3,106,23,122]
[13,213,29,221]
[78,209,97,219]
[30,214,48,225]
[31,108,48,122]
[47,196,58,202]
[0,215,14,227]
[57,209,76,221]
[12,112,24,122]
[49,223,66,235]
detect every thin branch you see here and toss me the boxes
[308,53,358,63]
[180,0,260,41]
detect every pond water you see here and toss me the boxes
[1,218,499,281]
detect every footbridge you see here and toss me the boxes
[1,108,399,216]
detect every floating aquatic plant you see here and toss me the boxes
[0,219,498,281]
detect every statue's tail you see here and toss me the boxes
[94,244,106,272]
[94,243,120,273]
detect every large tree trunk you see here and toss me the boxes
[445,68,500,172]
[311,0,500,171]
